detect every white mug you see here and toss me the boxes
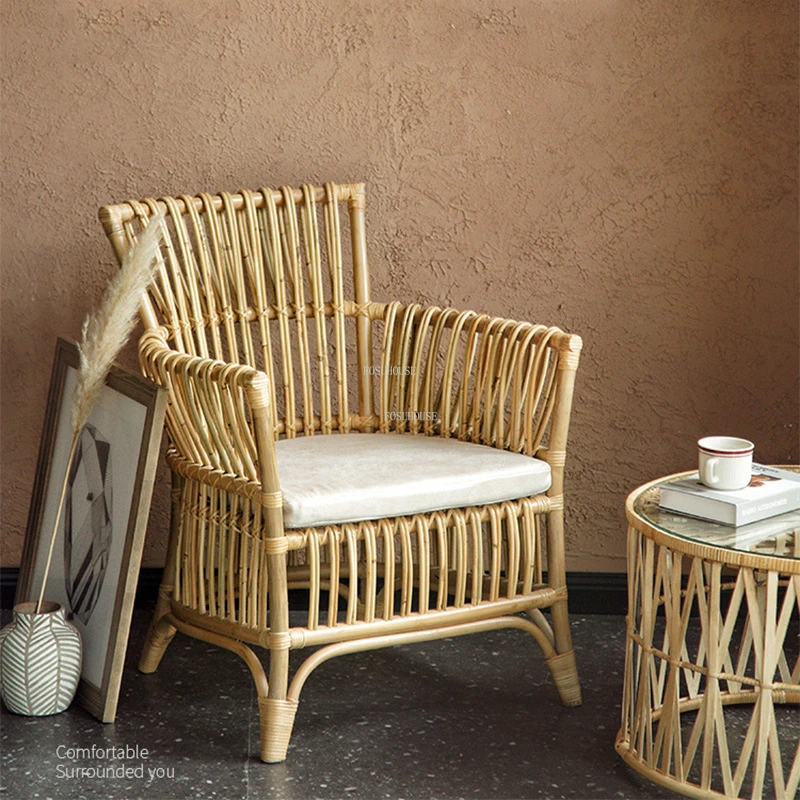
[698,436,754,491]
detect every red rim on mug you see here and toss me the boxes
[698,436,754,457]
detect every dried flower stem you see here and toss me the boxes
[36,212,165,613]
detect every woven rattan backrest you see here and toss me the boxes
[378,305,566,455]
[99,183,371,437]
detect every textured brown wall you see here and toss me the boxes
[2,1,798,573]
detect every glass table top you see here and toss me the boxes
[634,468,800,560]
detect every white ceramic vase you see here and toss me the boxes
[0,601,82,715]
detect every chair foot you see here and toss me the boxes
[258,697,299,763]
[138,616,176,674]
[546,649,582,707]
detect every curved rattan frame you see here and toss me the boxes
[99,182,584,762]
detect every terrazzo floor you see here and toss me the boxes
[0,609,787,800]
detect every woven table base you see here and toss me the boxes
[616,524,800,799]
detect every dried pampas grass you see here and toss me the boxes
[72,212,165,436]
[37,211,166,612]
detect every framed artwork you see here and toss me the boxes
[15,338,167,723]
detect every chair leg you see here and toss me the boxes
[547,598,582,707]
[248,641,297,764]
[260,527,298,763]
[545,645,582,706]
[257,615,298,763]
[138,590,177,673]
[545,500,582,707]
[258,696,299,763]
[139,470,182,674]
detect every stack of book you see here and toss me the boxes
[659,464,800,527]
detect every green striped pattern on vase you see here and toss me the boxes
[0,601,82,716]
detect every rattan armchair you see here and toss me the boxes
[99,182,583,763]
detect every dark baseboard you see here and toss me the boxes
[564,571,628,615]
[2,567,629,615]
[0,567,168,612]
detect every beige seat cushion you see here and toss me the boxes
[274,432,551,529]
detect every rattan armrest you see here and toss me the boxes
[377,302,582,458]
[138,329,278,494]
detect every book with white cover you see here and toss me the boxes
[658,464,800,526]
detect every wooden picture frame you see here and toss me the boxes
[15,337,166,723]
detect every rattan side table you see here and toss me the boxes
[615,469,800,799]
